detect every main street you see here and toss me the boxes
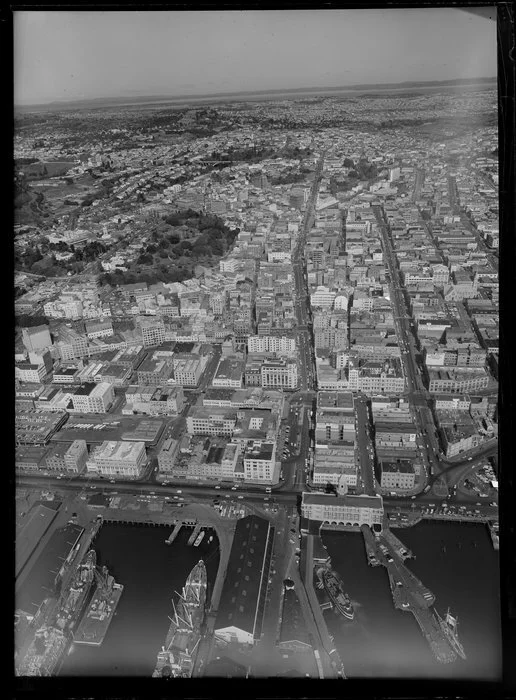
[291,153,324,394]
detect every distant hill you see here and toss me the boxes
[15,76,496,113]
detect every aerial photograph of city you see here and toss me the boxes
[13,5,510,695]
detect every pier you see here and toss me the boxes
[360,524,381,566]
[381,528,414,561]
[299,534,346,679]
[372,526,456,663]
[166,520,182,545]
[187,522,202,546]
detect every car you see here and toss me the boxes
[178,497,184,501]
[238,495,244,499]
[56,475,63,480]
[176,490,182,494]
[173,496,179,499]
[231,486,237,491]
[109,480,116,484]
[215,485,221,490]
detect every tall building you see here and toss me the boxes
[64,440,89,473]
[139,318,166,348]
[261,359,298,390]
[243,440,276,483]
[247,336,296,354]
[71,382,114,413]
[55,327,89,361]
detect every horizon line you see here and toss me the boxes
[15,75,497,111]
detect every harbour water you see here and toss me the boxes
[322,520,501,680]
[59,522,220,677]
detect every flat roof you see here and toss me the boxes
[214,357,245,381]
[16,523,84,615]
[302,492,383,509]
[16,504,59,578]
[94,440,146,461]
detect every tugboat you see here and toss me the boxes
[435,608,466,660]
[321,567,355,621]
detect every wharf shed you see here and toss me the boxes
[214,515,274,646]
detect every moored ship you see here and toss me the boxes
[73,564,124,647]
[435,609,466,660]
[321,567,355,620]
[193,531,205,547]
[54,550,97,633]
[153,560,207,678]
[16,625,68,676]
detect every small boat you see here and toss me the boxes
[193,531,205,547]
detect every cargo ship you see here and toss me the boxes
[153,560,207,678]
[435,609,466,660]
[321,567,355,621]
[54,550,97,633]
[16,625,68,676]
[73,565,124,646]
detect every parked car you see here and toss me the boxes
[215,485,221,490]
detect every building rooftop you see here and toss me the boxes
[215,515,273,639]
[302,492,383,510]
[380,459,415,474]
[94,440,146,461]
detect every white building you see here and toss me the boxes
[86,440,147,477]
[261,359,298,390]
[71,382,114,413]
[310,286,336,309]
[243,440,276,482]
[301,492,384,528]
[247,335,296,354]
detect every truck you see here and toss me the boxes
[423,484,431,493]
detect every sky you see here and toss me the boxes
[14,9,497,105]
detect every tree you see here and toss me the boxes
[343,158,354,168]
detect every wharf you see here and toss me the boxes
[360,524,381,566]
[300,534,346,679]
[166,520,182,544]
[377,529,455,663]
[73,583,124,646]
[378,534,434,607]
[382,528,414,561]
[187,522,202,546]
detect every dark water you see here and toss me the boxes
[322,521,501,680]
[59,523,220,677]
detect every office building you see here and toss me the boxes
[71,382,114,413]
[86,440,147,477]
